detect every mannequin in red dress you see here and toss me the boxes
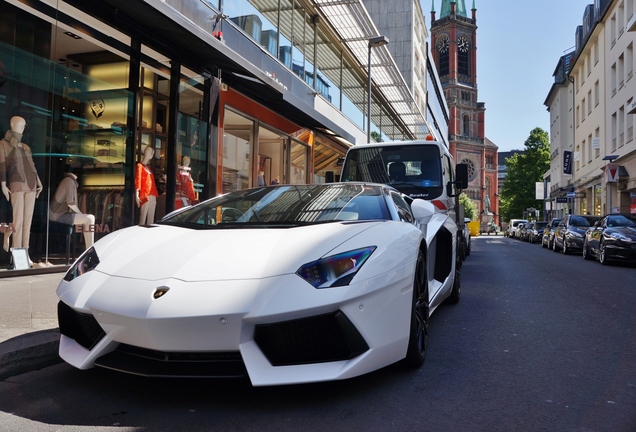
[135,146,158,225]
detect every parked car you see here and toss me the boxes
[553,214,601,254]
[529,221,548,243]
[55,183,461,386]
[507,219,528,239]
[519,222,533,241]
[542,218,562,249]
[463,217,471,258]
[583,213,636,265]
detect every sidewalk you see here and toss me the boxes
[0,271,65,380]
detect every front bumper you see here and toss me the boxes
[56,268,413,386]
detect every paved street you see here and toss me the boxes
[0,236,635,431]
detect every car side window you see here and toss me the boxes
[391,192,414,223]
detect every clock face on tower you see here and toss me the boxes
[457,36,470,53]
[437,38,449,53]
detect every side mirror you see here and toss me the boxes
[455,163,468,190]
[411,198,436,220]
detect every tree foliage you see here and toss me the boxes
[459,192,477,221]
[499,127,550,222]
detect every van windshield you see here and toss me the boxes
[341,145,443,199]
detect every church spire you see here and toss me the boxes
[439,0,468,18]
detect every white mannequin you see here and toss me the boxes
[49,171,95,248]
[0,116,43,256]
[135,146,158,225]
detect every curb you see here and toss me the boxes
[0,328,62,380]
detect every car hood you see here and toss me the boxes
[92,222,378,282]
[607,225,636,239]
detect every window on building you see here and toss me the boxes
[594,128,601,159]
[627,111,634,143]
[619,106,625,147]
[458,36,470,76]
[463,114,470,137]
[588,134,593,163]
[619,54,625,89]
[611,13,617,46]
[628,43,634,81]
[594,80,600,106]
[612,112,617,151]
[588,90,592,115]
[611,63,617,96]
[581,98,586,121]
[437,36,450,76]
[594,41,599,65]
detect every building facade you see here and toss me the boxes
[548,0,636,219]
[429,0,498,224]
[0,0,435,272]
[544,53,576,220]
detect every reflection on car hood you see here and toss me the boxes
[93,223,377,281]
[607,225,636,239]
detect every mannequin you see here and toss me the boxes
[176,155,196,208]
[49,170,95,248]
[0,116,43,255]
[135,145,159,225]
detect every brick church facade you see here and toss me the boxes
[430,0,498,224]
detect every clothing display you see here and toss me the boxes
[135,162,158,205]
[0,130,39,194]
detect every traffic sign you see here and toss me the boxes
[566,192,576,198]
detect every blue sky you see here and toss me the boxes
[422,0,594,152]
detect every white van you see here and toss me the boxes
[507,219,528,239]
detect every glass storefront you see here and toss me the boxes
[0,0,344,273]
[0,1,215,269]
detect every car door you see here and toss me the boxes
[554,218,567,249]
[587,217,605,254]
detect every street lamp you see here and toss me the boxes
[603,154,619,214]
[367,35,389,143]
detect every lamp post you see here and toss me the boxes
[603,154,619,214]
[367,35,389,143]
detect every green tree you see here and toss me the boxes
[459,192,477,221]
[370,131,383,142]
[499,127,550,223]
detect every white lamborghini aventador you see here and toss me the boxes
[56,182,459,386]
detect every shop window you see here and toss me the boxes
[223,108,254,193]
[176,69,209,210]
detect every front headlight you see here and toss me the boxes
[63,247,100,282]
[296,247,376,289]
[610,232,631,242]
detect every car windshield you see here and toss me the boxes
[607,214,636,227]
[160,184,391,229]
[534,222,548,228]
[569,216,600,227]
[340,144,443,199]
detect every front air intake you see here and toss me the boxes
[57,301,105,350]
[254,311,369,366]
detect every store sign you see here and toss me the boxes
[556,197,568,203]
[75,224,110,234]
[563,151,572,175]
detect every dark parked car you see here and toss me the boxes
[583,213,636,265]
[529,221,548,243]
[519,222,534,242]
[542,218,562,249]
[553,214,601,254]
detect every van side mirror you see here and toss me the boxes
[455,164,468,190]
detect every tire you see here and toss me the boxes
[404,252,429,367]
[562,239,569,255]
[552,237,559,252]
[599,240,610,266]
[583,239,593,260]
[447,268,461,304]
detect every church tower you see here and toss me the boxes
[430,0,498,224]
